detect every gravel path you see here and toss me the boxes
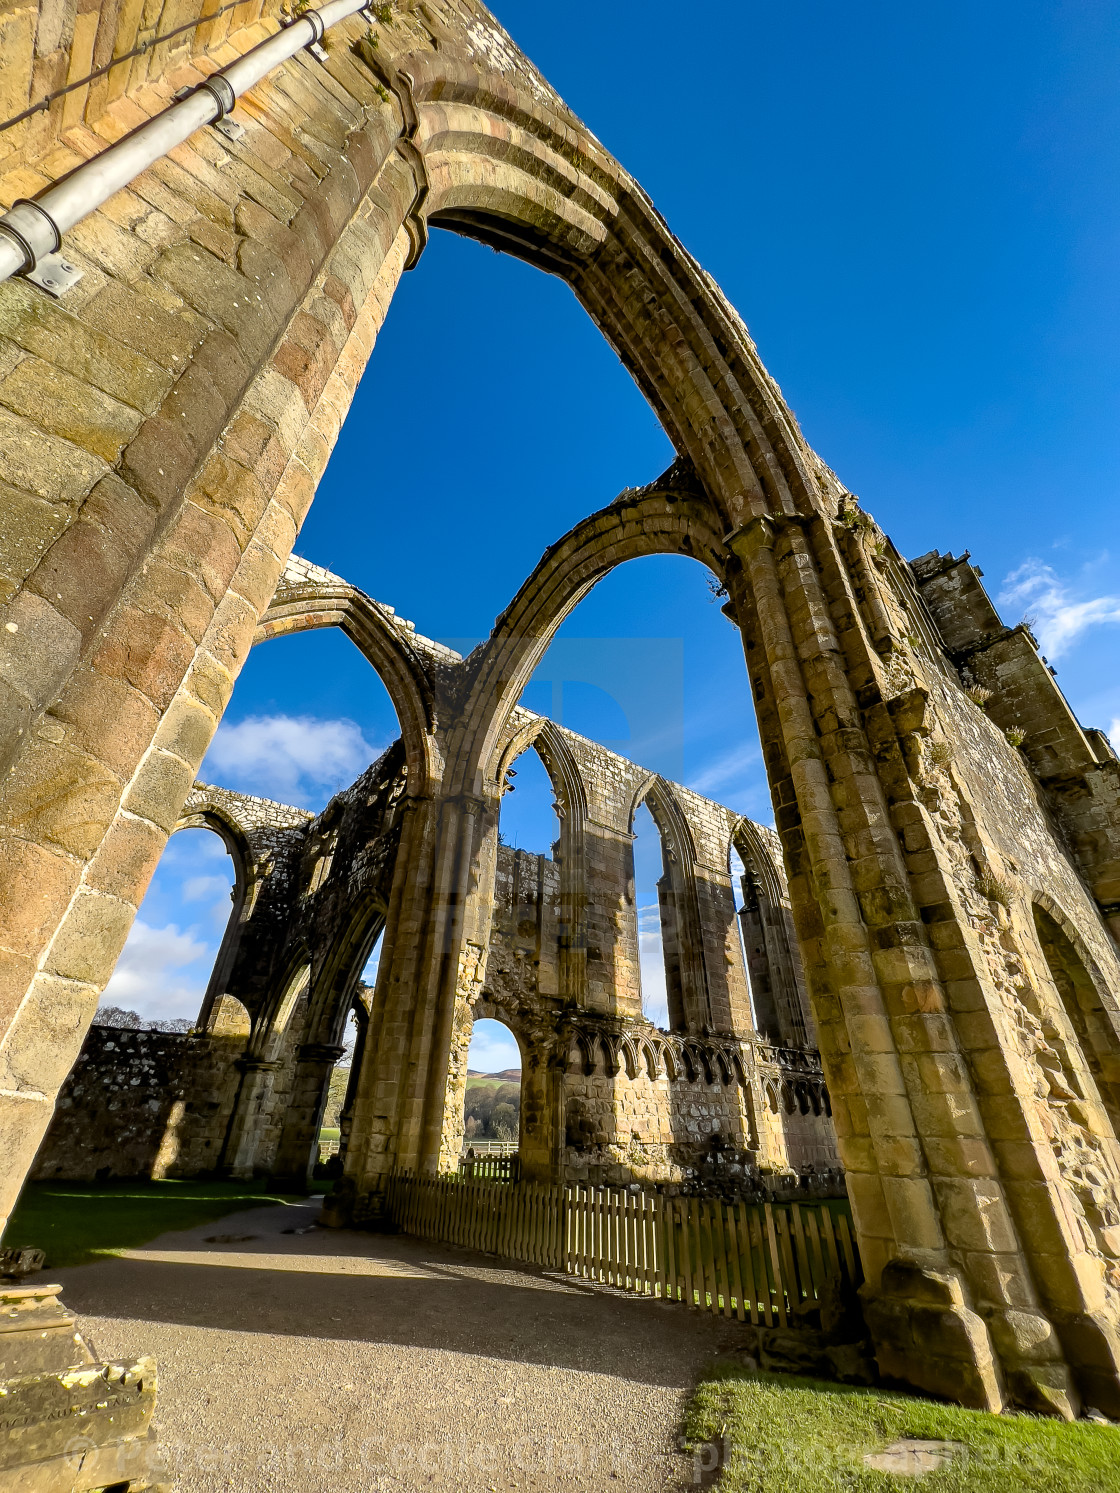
[54,1197,747,1491]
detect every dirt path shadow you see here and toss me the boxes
[55,1197,750,1491]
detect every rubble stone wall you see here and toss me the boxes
[29,1021,245,1180]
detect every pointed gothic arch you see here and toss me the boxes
[2,0,1120,1415]
[730,816,812,1048]
[254,562,440,795]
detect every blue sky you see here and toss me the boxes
[108,2,1120,1068]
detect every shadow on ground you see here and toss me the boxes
[51,1199,748,1492]
[57,1198,740,1387]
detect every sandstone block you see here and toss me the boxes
[122,747,197,832]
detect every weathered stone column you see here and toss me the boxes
[729,518,1010,1410]
[270,1042,347,1187]
[340,786,503,1215]
[220,1058,283,1179]
[583,823,644,1018]
[727,512,1120,1416]
[518,1054,564,1183]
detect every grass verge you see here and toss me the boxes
[682,1363,1120,1492]
[2,1180,307,1268]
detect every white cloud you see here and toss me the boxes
[203,714,378,805]
[182,874,231,904]
[100,919,214,1025]
[1111,719,1120,751]
[999,560,1120,660]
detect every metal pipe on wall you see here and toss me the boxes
[0,0,370,286]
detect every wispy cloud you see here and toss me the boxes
[999,560,1120,660]
[100,919,212,1024]
[686,741,761,800]
[182,873,232,903]
[203,714,378,806]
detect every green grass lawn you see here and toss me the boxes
[2,1181,307,1269]
[682,1364,1120,1492]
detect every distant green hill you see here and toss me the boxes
[464,1070,521,1141]
[465,1068,521,1092]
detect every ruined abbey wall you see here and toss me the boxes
[2,0,1120,1415]
[29,1017,246,1181]
[29,585,837,1188]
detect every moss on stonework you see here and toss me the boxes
[682,1365,1120,1492]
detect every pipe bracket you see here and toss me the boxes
[0,199,61,273]
[196,74,237,119]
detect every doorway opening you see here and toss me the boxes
[463,1017,522,1158]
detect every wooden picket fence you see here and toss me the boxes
[383,1170,860,1326]
[458,1154,519,1181]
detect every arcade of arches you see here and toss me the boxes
[1,0,1120,1429]
[34,554,837,1195]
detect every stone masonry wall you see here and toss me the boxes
[4,0,1118,1410]
[29,1019,246,1180]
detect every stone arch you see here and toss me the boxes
[334,991,372,1171]
[457,997,554,1176]
[267,826,398,1185]
[217,956,310,1178]
[573,1031,598,1079]
[406,56,817,519]
[731,816,812,1048]
[255,564,440,795]
[0,5,845,1219]
[174,792,256,1033]
[4,0,1120,1414]
[1033,895,1120,1137]
[640,1039,660,1082]
[256,955,312,1063]
[628,773,712,1036]
[450,480,731,800]
[492,714,589,1003]
[303,893,390,1053]
[600,1034,620,1078]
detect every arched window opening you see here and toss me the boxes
[313,928,383,1176]
[360,928,385,991]
[318,1004,364,1178]
[527,555,768,822]
[633,800,671,1029]
[499,745,560,858]
[502,552,769,1040]
[201,628,401,814]
[1035,905,1120,1135]
[463,1018,522,1158]
[300,230,670,641]
[731,841,785,1039]
[729,844,760,1026]
[97,826,236,1031]
[731,826,811,1047]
